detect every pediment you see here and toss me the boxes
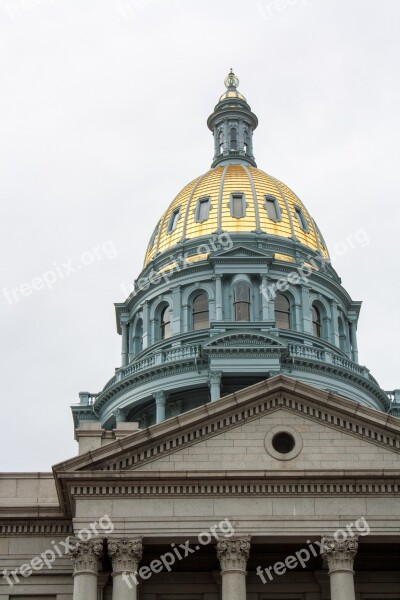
[54,376,400,478]
[203,331,287,349]
[210,244,271,260]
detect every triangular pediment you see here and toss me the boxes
[210,244,271,260]
[54,376,400,478]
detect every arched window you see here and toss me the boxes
[243,130,249,153]
[234,281,251,321]
[160,306,171,340]
[133,318,143,354]
[312,305,321,338]
[275,293,291,329]
[192,293,209,330]
[230,128,238,151]
[219,131,224,154]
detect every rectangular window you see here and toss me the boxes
[230,193,245,218]
[196,197,211,222]
[294,205,309,232]
[167,208,180,232]
[265,195,281,221]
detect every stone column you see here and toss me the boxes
[108,538,143,600]
[215,275,223,320]
[69,539,104,600]
[154,390,166,423]
[330,300,339,347]
[113,407,126,424]
[301,286,313,334]
[121,321,129,367]
[217,536,251,600]
[322,536,358,600]
[349,319,359,363]
[142,301,150,349]
[209,371,222,401]
[260,274,269,320]
[172,285,182,335]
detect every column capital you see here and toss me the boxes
[108,537,143,575]
[68,538,104,575]
[153,390,166,405]
[321,536,358,574]
[209,370,222,385]
[112,407,127,423]
[217,536,251,573]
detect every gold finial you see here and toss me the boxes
[224,69,239,89]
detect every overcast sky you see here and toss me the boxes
[1,0,399,471]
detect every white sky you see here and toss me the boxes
[1,0,399,471]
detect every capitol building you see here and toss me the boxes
[1,71,399,600]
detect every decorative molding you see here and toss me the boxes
[322,536,358,574]
[68,538,104,575]
[108,537,143,575]
[217,536,251,572]
[203,331,286,348]
[69,477,400,499]
[0,521,73,536]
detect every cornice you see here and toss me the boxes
[0,520,72,536]
[57,376,400,517]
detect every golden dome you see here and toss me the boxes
[144,164,329,267]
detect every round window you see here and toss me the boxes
[264,425,303,460]
[272,431,295,454]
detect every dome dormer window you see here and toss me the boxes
[167,208,180,233]
[295,205,309,232]
[230,193,246,219]
[265,195,281,222]
[195,197,211,223]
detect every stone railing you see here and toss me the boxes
[163,345,200,363]
[287,344,325,361]
[120,355,156,378]
[287,344,369,378]
[102,345,201,392]
[331,354,367,377]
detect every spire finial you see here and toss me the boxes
[224,69,239,89]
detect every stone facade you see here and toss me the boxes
[1,377,400,598]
